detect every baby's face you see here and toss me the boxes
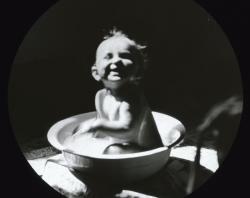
[95,37,140,88]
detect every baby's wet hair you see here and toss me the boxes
[103,27,146,51]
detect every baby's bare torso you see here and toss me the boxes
[67,87,163,155]
[95,89,140,141]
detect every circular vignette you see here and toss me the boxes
[7,0,243,198]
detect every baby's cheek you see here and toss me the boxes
[123,60,133,66]
[98,69,106,77]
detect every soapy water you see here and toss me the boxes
[64,131,145,156]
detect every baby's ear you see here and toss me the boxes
[91,65,101,81]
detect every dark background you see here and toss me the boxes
[1,0,247,198]
[8,0,242,145]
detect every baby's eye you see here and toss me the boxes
[104,53,112,60]
[119,53,133,60]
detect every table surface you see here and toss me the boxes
[27,145,218,198]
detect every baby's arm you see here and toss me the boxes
[72,118,96,136]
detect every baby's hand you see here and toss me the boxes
[74,119,96,135]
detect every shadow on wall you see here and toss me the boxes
[182,95,243,164]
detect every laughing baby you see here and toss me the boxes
[69,29,163,155]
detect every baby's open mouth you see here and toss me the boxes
[107,71,122,81]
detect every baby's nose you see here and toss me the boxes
[110,57,122,69]
[110,64,118,70]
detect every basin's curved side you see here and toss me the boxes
[63,148,171,183]
[152,111,186,147]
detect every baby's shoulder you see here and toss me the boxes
[95,89,110,108]
[95,89,107,99]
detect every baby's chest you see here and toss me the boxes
[101,95,122,120]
